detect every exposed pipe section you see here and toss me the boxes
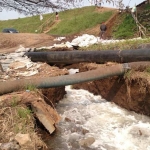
[1,62,150,96]
[0,64,125,95]
[25,49,150,64]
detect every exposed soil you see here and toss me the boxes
[0,8,150,116]
[0,33,57,53]
[0,7,118,54]
[1,6,150,149]
[70,63,150,116]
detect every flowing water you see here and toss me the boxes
[48,85,150,150]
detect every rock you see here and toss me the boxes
[9,61,26,69]
[82,128,89,135]
[0,141,20,150]
[15,133,31,145]
[68,69,79,75]
[22,92,61,134]
[15,45,26,53]
[79,137,95,147]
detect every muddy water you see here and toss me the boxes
[47,85,150,150]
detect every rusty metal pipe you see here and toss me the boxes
[1,61,150,96]
[25,49,150,64]
[0,64,125,95]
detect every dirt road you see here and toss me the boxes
[0,33,56,53]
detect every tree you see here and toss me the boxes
[0,0,83,15]
[0,0,124,15]
[89,0,124,8]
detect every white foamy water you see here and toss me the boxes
[49,86,150,150]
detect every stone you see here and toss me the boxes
[0,141,20,150]
[79,137,95,147]
[9,61,26,69]
[15,133,31,145]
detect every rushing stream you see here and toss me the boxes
[47,85,150,150]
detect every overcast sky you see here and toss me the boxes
[0,0,144,20]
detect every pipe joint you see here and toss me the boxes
[123,63,131,72]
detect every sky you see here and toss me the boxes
[0,0,145,20]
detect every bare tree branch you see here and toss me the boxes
[0,0,124,15]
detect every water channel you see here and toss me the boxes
[47,85,150,150]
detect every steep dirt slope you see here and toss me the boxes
[79,7,118,37]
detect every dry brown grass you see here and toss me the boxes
[0,95,47,150]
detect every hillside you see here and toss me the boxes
[1,5,150,150]
[0,4,150,37]
[0,6,117,53]
[0,6,115,34]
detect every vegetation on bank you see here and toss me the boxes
[0,13,54,33]
[0,95,46,149]
[145,3,150,10]
[48,7,113,35]
[82,37,150,51]
[0,5,150,48]
[112,14,137,39]
[0,6,114,35]
[0,5,150,150]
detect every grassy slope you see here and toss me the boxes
[0,6,139,38]
[0,13,54,33]
[0,6,114,35]
[112,13,137,39]
[48,6,114,35]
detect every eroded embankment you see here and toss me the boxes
[69,63,150,116]
[1,60,150,149]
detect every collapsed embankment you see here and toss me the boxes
[70,62,150,116]
[1,47,150,149]
[24,49,150,116]
[1,61,150,149]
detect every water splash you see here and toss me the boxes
[48,85,150,150]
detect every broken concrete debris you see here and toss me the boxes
[0,141,20,150]
[15,133,31,145]
[22,92,61,134]
[0,44,63,138]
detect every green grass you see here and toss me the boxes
[49,6,114,35]
[0,5,149,40]
[112,14,137,39]
[145,67,150,73]
[145,4,150,10]
[0,6,114,35]
[25,84,37,91]
[17,107,32,119]
[11,96,19,107]
[124,70,134,80]
[82,37,150,51]
[0,13,54,33]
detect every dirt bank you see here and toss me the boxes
[1,32,150,149]
[0,33,57,53]
[69,62,150,116]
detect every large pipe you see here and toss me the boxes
[1,62,150,96]
[0,64,125,95]
[25,49,150,64]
